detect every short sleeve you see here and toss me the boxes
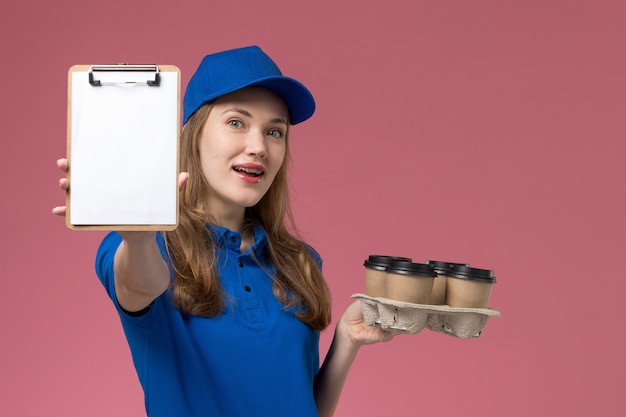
[95,231,123,302]
[94,232,169,320]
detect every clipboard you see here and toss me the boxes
[66,64,181,231]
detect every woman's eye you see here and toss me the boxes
[228,120,243,128]
[267,129,283,138]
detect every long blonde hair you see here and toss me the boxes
[164,103,332,331]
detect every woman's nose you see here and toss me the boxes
[245,130,268,158]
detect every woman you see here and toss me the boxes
[53,45,393,417]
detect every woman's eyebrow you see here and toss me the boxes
[223,108,288,126]
[225,108,253,118]
[270,118,288,126]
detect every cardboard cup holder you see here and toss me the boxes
[353,293,502,339]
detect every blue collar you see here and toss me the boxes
[206,223,268,253]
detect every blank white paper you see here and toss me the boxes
[69,69,178,226]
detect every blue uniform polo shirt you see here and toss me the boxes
[95,224,321,417]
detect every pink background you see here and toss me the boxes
[1,0,624,416]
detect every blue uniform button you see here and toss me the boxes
[244,285,251,292]
[238,260,244,268]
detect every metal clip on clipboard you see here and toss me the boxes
[88,64,161,87]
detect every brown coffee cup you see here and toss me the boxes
[385,260,436,304]
[426,260,469,305]
[364,255,412,297]
[445,265,496,308]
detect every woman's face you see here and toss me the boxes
[198,87,289,219]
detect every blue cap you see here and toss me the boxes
[183,45,316,125]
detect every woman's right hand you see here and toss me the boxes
[51,158,157,243]
[51,158,189,220]
[52,158,70,217]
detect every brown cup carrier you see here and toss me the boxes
[351,294,502,339]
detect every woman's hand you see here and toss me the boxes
[51,158,70,217]
[51,157,190,218]
[336,300,395,348]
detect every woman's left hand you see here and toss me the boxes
[336,300,395,348]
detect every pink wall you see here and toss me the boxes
[1,0,624,415]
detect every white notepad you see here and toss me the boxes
[66,64,180,230]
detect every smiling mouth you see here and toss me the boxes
[233,166,264,178]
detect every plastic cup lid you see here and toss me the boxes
[364,255,412,271]
[426,260,470,274]
[446,264,496,283]
[385,260,437,277]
